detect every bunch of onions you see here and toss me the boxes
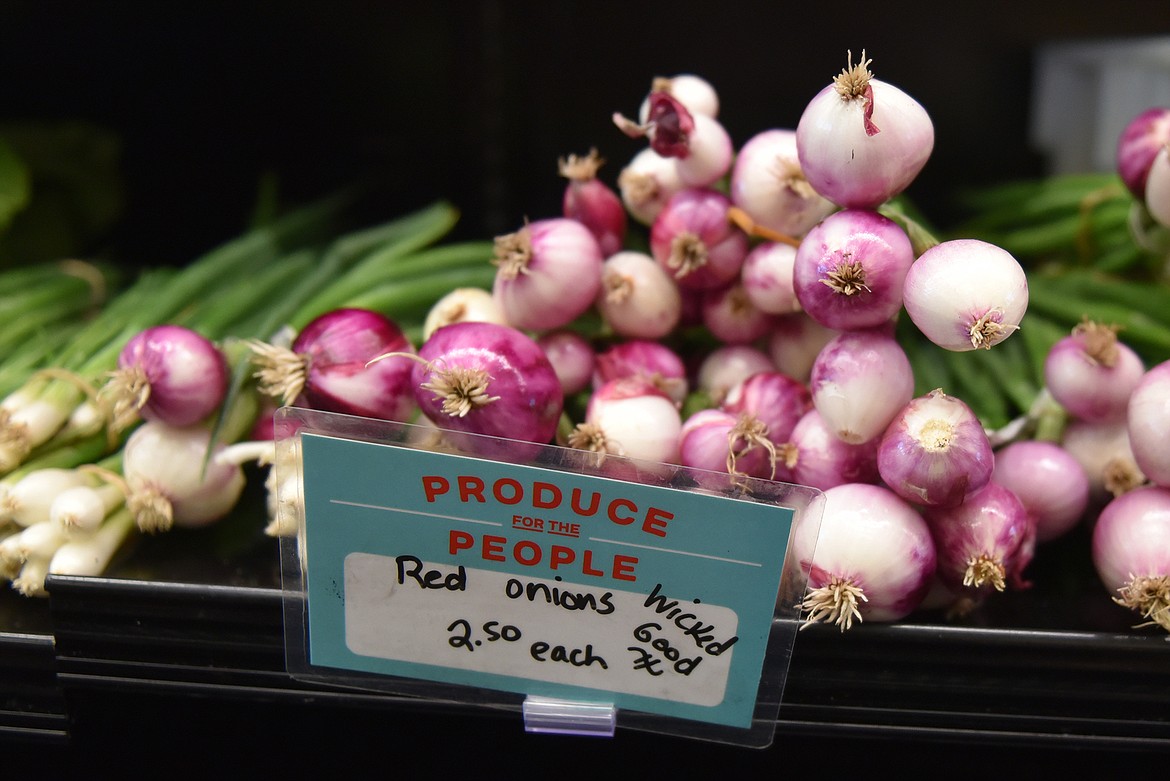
[794,482,936,631]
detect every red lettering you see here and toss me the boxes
[549,545,575,569]
[570,487,600,516]
[643,506,672,538]
[493,478,523,505]
[458,476,485,503]
[613,555,638,582]
[533,481,561,509]
[449,529,474,555]
[514,540,541,566]
[581,549,604,577]
[422,476,449,503]
[608,498,637,525]
[482,534,506,562]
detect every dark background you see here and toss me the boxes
[2,1,1168,265]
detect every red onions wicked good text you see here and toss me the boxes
[796,50,934,209]
[902,238,1028,351]
[795,482,936,631]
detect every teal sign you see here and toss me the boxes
[297,430,799,730]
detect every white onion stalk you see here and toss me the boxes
[49,506,135,578]
[422,287,509,341]
[794,482,936,631]
[121,421,247,533]
[902,239,1028,351]
[1,467,93,527]
[50,481,126,536]
[1091,485,1170,632]
[0,398,72,474]
[12,555,50,598]
[1127,359,1170,487]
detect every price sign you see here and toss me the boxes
[277,409,821,746]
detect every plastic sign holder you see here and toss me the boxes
[274,407,823,748]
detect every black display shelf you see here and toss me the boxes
[0,589,67,744]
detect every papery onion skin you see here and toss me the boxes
[412,322,563,445]
[116,325,228,427]
[809,327,916,445]
[293,308,418,423]
[902,239,1028,352]
[877,389,994,508]
[1128,360,1170,487]
[1116,107,1170,199]
[796,52,934,209]
[923,480,1032,595]
[638,74,720,122]
[993,439,1090,543]
[1091,485,1170,632]
[650,188,749,291]
[730,129,836,238]
[793,208,915,331]
[794,482,936,628]
[491,217,604,332]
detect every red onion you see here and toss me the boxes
[592,340,687,405]
[729,129,836,239]
[649,188,749,291]
[1092,485,1170,632]
[923,480,1032,596]
[615,90,732,188]
[106,324,228,430]
[721,370,811,445]
[596,250,682,340]
[767,312,840,382]
[902,238,1028,351]
[1062,417,1147,501]
[695,345,774,405]
[796,50,934,209]
[792,208,915,331]
[491,217,603,331]
[559,148,627,256]
[251,308,417,422]
[993,439,1090,543]
[780,408,880,490]
[1044,320,1144,423]
[1128,359,1170,487]
[877,389,994,508]
[679,408,776,481]
[740,242,800,315]
[410,322,563,445]
[1116,107,1170,199]
[617,147,686,227]
[795,482,936,630]
[569,377,681,464]
[700,281,774,344]
[637,74,719,121]
[536,330,595,397]
[809,328,915,445]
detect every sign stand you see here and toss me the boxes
[521,696,617,737]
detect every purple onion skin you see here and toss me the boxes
[679,408,774,483]
[785,409,880,490]
[809,326,915,445]
[877,390,994,508]
[118,325,228,427]
[795,482,937,623]
[923,481,1032,595]
[993,440,1090,543]
[592,339,688,403]
[294,308,417,423]
[413,321,563,445]
[1117,107,1170,199]
[793,209,914,331]
[1092,485,1170,596]
[721,371,811,444]
[649,188,749,291]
